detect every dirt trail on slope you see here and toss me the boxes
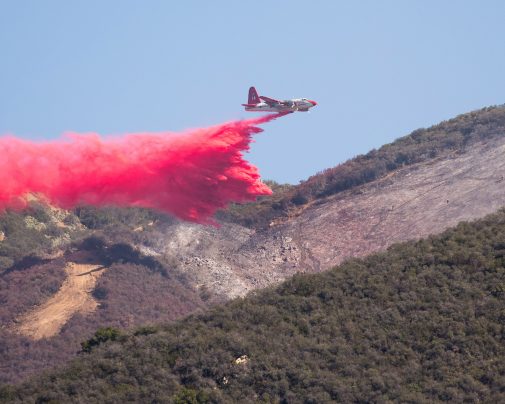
[15,262,106,340]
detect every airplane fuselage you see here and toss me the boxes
[242,87,317,113]
[244,98,315,113]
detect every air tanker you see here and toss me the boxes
[242,87,317,113]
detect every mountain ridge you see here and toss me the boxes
[220,104,505,228]
[4,207,505,402]
[1,104,505,385]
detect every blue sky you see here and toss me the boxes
[1,1,505,184]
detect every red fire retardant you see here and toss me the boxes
[0,114,286,224]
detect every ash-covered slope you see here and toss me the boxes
[1,104,505,384]
[5,208,505,403]
[156,106,505,299]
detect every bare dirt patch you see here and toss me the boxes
[14,262,106,340]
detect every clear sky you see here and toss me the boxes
[1,1,505,184]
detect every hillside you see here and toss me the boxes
[138,107,505,305]
[1,104,505,384]
[219,105,505,228]
[4,208,505,402]
[0,240,208,385]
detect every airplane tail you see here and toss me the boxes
[248,87,260,104]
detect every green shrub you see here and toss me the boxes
[81,327,123,353]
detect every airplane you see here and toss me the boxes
[242,86,317,113]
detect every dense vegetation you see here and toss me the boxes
[0,203,83,272]
[0,205,205,385]
[0,204,173,274]
[220,105,505,228]
[74,205,172,233]
[4,208,505,402]
[0,257,206,386]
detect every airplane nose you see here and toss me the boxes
[309,100,317,106]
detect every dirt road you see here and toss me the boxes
[15,262,105,340]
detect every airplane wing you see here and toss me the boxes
[259,96,280,105]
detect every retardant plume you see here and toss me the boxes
[0,113,285,224]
